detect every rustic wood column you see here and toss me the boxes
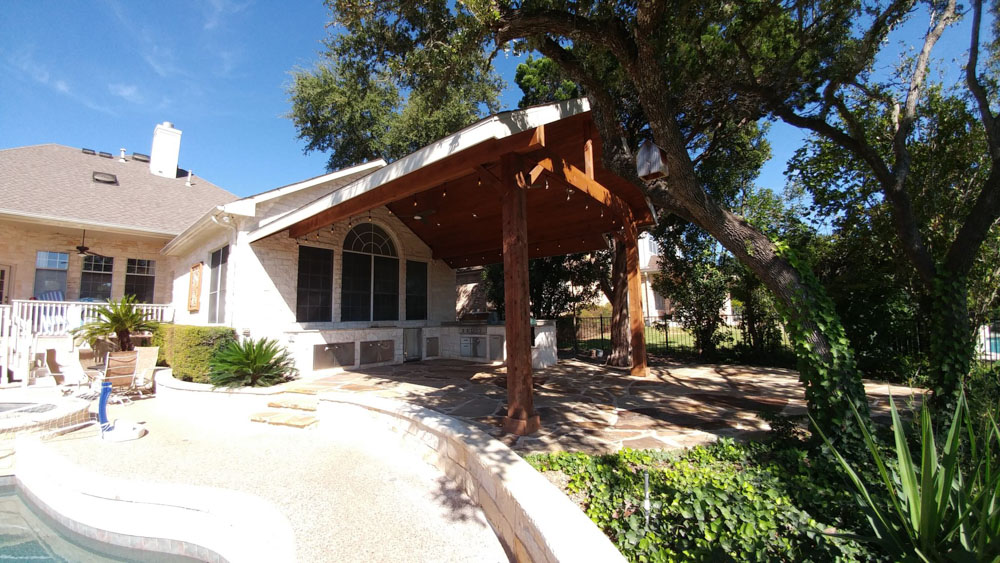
[623,218,649,377]
[500,153,540,435]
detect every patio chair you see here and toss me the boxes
[101,351,138,404]
[45,348,99,398]
[132,346,159,397]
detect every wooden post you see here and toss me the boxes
[623,218,649,377]
[500,153,540,435]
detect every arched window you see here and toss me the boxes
[341,224,399,321]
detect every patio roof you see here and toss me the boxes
[247,99,655,268]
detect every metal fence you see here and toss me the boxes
[558,315,1000,369]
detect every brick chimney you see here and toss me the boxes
[149,121,182,179]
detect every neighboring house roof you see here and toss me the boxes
[161,159,385,256]
[0,144,237,236]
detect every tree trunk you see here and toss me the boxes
[929,273,975,411]
[117,329,133,352]
[605,238,631,367]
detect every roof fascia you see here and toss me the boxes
[0,209,175,239]
[248,98,591,243]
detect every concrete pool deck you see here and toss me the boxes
[39,397,508,563]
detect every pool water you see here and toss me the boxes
[0,488,125,562]
[991,335,1000,354]
[0,488,198,562]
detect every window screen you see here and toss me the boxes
[33,251,69,298]
[125,259,156,303]
[372,256,398,321]
[80,255,113,301]
[341,251,371,321]
[296,246,333,322]
[208,246,228,323]
[405,261,428,320]
[341,224,399,322]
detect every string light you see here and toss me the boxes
[442,189,447,197]
[413,200,418,207]
[368,210,372,222]
[545,180,549,190]
[472,213,478,218]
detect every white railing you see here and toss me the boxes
[0,301,174,384]
[0,305,10,382]
[10,300,174,337]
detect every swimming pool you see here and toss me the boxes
[0,487,197,562]
[991,335,1000,355]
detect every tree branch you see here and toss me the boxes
[966,0,1000,159]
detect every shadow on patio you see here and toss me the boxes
[288,358,923,454]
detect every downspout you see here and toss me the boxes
[211,210,239,331]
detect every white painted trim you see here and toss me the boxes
[247,98,592,243]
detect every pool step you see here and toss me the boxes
[267,397,318,411]
[250,410,318,429]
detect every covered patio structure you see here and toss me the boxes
[251,99,655,435]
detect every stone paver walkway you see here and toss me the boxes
[287,359,922,454]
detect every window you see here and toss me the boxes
[125,259,156,303]
[33,251,69,298]
[80,256,113,301]
[208,246,228,324]
[406,261,428,320]
[341,224,398,322]
[296,246,333,322]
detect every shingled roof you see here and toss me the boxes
[0,144,237,235]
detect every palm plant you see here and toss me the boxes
[814,392,1000,561]
[208,337,298,388]
[71,295,158,352]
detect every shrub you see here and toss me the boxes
[209,338,297,388]
[816,392,1000,561]
[152,324,237,383]
[527,442,868,561]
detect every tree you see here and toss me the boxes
[481,253,601,319]
[287,3,502,170]
[303,0,877,440]
[742,0,1000,409]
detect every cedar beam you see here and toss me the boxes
[500,152,540,436]
[623,215,649,377]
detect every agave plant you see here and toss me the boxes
[208,337,298,388]
[814,392,1000,561]
[70,295,158,352]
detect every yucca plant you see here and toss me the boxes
[814,392,1000,561]
[70,295,158,352]
[208,337,298,387]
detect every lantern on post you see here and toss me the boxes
[636,140,668,181]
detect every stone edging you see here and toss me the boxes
[315,392,625,563]
[15,436,296,562]
[154,369,290,395]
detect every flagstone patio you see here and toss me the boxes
[286,359,922,454]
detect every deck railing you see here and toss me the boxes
[9,300,174,337]
[0,300,174,384]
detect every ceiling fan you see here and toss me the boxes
[73,230,106,258]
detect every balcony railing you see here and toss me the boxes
[8,300,174,337]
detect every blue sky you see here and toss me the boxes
[0,2,984,199]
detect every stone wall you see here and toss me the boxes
[317,393,626,563]
[0,219,175,303]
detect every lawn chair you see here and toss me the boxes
[45,348,100,398]
[102,351,138,404]
[132,346,159,397]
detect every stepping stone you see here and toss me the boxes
[268,397,318,411]
[250,410,318,429]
